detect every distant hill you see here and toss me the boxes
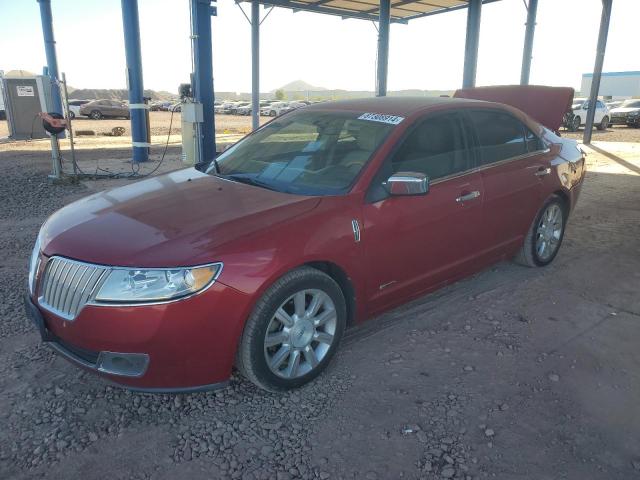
[275,80,327,92]
[67,88,177,101]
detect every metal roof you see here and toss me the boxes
[247,0,501,24]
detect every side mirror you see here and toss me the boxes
[386,172,429,196]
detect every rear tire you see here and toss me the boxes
[237,267,346,392]
[514,195,566,267]
[68,111,75,119]
[597,116,609,130]
[90,110,103,120]
[570,116,581,132]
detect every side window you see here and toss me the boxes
[596,100,605,109]
[389,113,471,181]
[525,129,544,152]
[469,111,527,165]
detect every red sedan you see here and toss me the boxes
[25,87,585,392]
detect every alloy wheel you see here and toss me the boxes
[535,203,563,262]
[264,289,337,379]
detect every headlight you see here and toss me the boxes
[94,263,222,303]
[28,236,41,294]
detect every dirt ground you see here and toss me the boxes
[0,136,639,480]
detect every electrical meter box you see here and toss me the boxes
[1,73,55,140]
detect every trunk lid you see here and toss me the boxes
[454,85,575,132]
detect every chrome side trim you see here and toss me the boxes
[429,148,552,187]
[351,219,361,243]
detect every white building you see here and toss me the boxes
[581,71,640,100]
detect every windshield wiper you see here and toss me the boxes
[224,174,280,192]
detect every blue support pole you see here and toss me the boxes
[37,1,63,120]
[376,0,390,97]
[584,0,612,144]
[191,0,216,161]
[121,0,148,162]
[520,0,538,85]
[251,0,260,131]
[462,0,482,89]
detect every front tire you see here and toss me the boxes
[515,195,566,267]
[597,116,609,130]
[237,267,346,392]
[90,110,103,120]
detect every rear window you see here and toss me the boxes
[468,111,527,165]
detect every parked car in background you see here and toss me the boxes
[285,101,307,113]
[261,101,290,117]
[230,102,250,115]
[26,88,585,393]
[237,101,272,116]
[215,102,238,114]
[79,100,130,120]
[150,101,174,111]
[563,98,609,131]
[67,99,90,119]
[605,100,623,110]
[169,103,182,113]
[609,99,640,127]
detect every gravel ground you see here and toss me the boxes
[1,140,639,480]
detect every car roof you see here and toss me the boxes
[304,96,477,116]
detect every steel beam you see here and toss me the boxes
[584,0,612,144]
[251,0,260,130]
[36,1,63,118]
[191,0,217,161]
[520,0,538,85]
[376,0,390,97]
[462,0,482,89]
[121,0,148,162]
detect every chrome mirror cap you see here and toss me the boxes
[387,172,429,196]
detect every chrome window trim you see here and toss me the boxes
[429,148,551,187]
[37,256,224,318]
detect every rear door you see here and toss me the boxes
[362,111,484,313]
[466,109,550,258]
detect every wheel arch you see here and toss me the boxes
[552,189,571,213]
[304,261,357,327]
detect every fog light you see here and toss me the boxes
[97,352,149,377]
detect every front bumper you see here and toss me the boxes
[610,115,640,126]
[24,278,253,392]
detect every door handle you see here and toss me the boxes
[456,191,480,203]
[535,167,551,177]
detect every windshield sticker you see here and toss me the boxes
[358,112,405,125]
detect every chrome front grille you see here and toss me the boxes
[39,257,109,320]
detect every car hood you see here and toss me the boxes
[611,107,640,114]
[40,168,321,267]
[454,85,575,131]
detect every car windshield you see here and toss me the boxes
[208,110,396,195]
[621,100,640,108]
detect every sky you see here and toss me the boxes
[0,0,637,94]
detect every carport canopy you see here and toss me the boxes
[243,0,500,24]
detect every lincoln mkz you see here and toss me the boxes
[25,86,585,392]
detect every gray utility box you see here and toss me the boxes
[1,74,55,140]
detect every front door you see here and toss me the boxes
[361,111,484,313]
